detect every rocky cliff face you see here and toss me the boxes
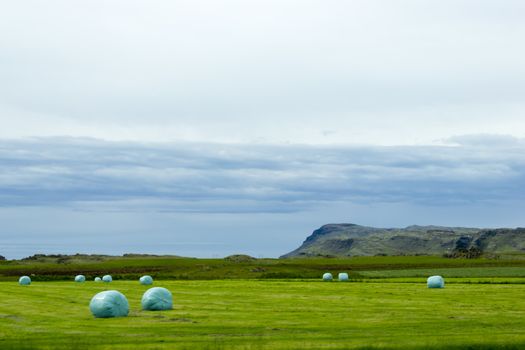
[281,224,525,258]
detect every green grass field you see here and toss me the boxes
[1,256,524,349]
[0,279,524,349]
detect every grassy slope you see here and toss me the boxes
[0,280,524,349]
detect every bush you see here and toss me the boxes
[224,254,256,263]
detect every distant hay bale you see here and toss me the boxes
[338,273,349,281]
[89,290,129,318]
[322,273,333,281]
[94,277,102,282]
[19,276,31,285]
[141,287,173,311]
[102,275,112,283]
[427,275,445,288]
[139,275,153,285]
[75,275,86,283]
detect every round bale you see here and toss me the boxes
[139,275,153,285]
[94,277,102,282]
[89,290,129,318]
[75,275,86,283]
[102,275,112,283]
[19,276,31,285]
[141,287,173,311]
[338,272,349,282]
[322,272,333,281]
[427,275,445,288]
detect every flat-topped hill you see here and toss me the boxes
[282,224,525,258]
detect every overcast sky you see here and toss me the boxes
[1,1,524,258]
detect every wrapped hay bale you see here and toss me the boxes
[338,272,349,282]
[427,275,445,288]
[94,277,102,282]
[89,290,129,318]
[102,275,112,283]
[141,287,173,311]
[19,276,31,285]
[75,275,86,283]
[139,275,153,285]
[322,272,333,281]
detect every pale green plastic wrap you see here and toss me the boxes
[427,275,445,288]
[338,272,349,282]
[140,275,153,285]
[75,275,86,283]
[89,290,129,318]
[19,276,31,285]
[322,272,333,281]
[102,275,112,283]
[94,277,102,282]
[141,287,173,311]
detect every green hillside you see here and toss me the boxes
[282,224,525,258]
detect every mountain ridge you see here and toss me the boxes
[281,223,525,258]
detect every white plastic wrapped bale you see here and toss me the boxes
[102,275,112,283]
[322,272,333,281]
[94,277,102,282]
[19,276,31,285]
[141,287,173,311]
[75,275,86,283]
[139,275,153,285]
[427,275,445,288]
[338,272,349,282]
[89,290,129,318]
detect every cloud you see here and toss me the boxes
[444,134,523,147]
[1,136,524,213]
[1,1,525,144]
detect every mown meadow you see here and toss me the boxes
[0,255,524,349]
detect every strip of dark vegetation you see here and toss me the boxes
[0,341,523,350]
[0,253,524,281]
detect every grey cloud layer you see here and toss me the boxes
[1,137,524,213]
